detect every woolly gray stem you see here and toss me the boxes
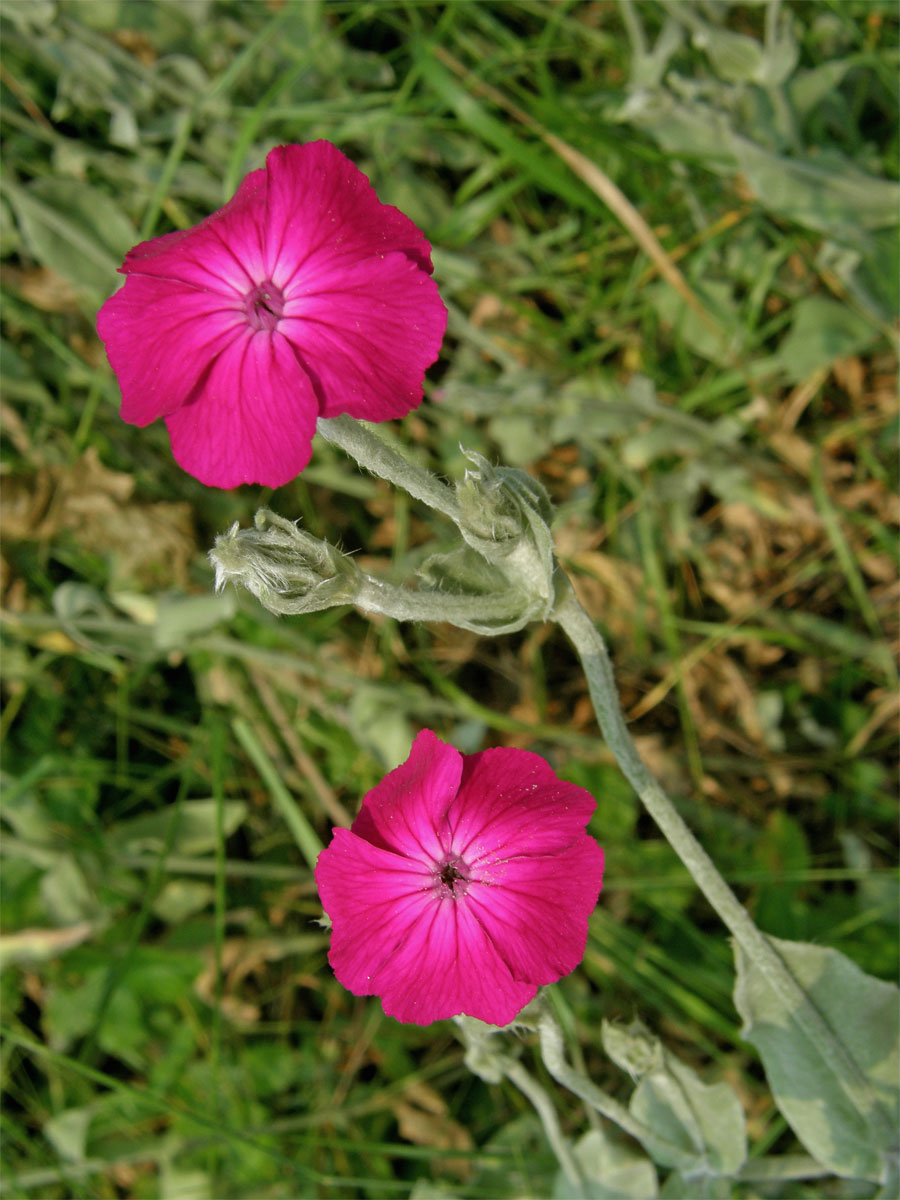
[500,1056,584,1191]
[355,577,521,629]
[552,576,896,1148]
[317,416,461,523]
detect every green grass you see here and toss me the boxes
[1,1,898,1196]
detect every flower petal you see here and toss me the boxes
[262,141,435,285]
[351,729,461,863]
[119,168,268,294]
[449,747,598,868]
[315,828,433,991]
[315,829,536,1026]
[279,253,446,422]
[163,331,318,488]
[99,141,447,484]
[374,897,538,1026]
[467,837,605,985]
[98,275,245,426]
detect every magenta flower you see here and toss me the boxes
[315,730,605,1026]
[97,142,447,489]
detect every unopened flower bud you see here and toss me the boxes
[601,1018,665,1080]
[451,451,556,622]
[210,509,360,615]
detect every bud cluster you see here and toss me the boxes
[211,426,559,634]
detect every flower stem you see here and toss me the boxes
[552,576,894,1144]
[317,416,461,523]
[355,577,521,630]
[499,1055,584,1191]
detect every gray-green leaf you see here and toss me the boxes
[734,936,900,1182]
[43,1106,94,1163]
[554,1128,659,1199]
[3,177,134,303]
[602,1021,747,1176]
[772,296,880,383]
[110,799,247,857]
[631,1057,746,1176]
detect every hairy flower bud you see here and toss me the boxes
[210,449,561,635]
[210,509,360,615]
[456,451,553,554]
[600,1019,665,1080]
[443,450,556,624]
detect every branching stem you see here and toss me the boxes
[552,576,895,1147]
[499,1056,584,1190]
[537,1011,696,1172]
[317,416,460,523]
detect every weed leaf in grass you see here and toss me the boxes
[42,1103,94,1163]
[734,935,900,1181]
[109,798,247,857]
[4,177,134,303]
[731,138,900,242]
[765,296,881,382]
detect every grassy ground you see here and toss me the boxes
[1,1,897,1196]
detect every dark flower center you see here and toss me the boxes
[435,855,469,899]
[245,280,285,332]
[440,863,463,887]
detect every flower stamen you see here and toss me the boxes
[435,855,470,898]
[245,280,286,332]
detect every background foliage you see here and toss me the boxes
[1,1,897,1196]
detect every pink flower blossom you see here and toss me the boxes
[97,142,447,489]
[315,730,605,1026]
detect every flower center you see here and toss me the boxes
[434,855,470,900]
[245,280,285,332]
